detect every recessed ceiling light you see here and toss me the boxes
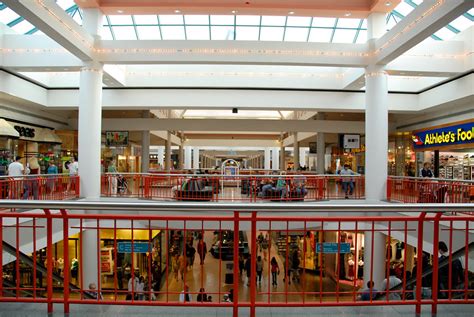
[231,10,237,14]
[288,11,295,15]
[117,10,124,13]
[385,1,392,6]
[344,12,351,17]
[174,10,181,13]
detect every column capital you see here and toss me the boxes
[81,61,103,73]
[365,65,387,78]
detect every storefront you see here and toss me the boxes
[0,118,20,175]
[412,119,474,179]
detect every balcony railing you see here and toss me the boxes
[0,201,472,317]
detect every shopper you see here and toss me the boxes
[438,241,464,298]
[256,256,264,285]
[171,253,180,281]
[87,282,103,300]
[185,243,196,270]
[127,275,139,300]
[197,238,207,265]
[245,254,252,286]
[339,164,356,199]
[107,160,118,196]
[291,249,300,282]
[238,254,245,277]
[420,162,433,178]
[381,268,402,300]
[270,257,280,287]
[46,161,58,194]
[136,276,145,300]
[67,156,79,192]
[261,234,269,261]
[358,280,378,301]
[8,156,25,199]
[196,287,208,302]
[179,284,192,302]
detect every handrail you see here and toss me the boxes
[103,172,362,178]
[388,175,474,184]
[0,200,473,212]
[0,174,76,179]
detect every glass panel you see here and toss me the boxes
[133,15,158,25]
[186,26,210,40]
[449,16,473,32]
[336,18,361,29]
[72,12,82,25]
[136,26,161,40]
[312,17,336,27]
[160,26,185,39]
[286,16,312,27]
[211,25,234,40]
[332,29,357,43]
[10,20,35,34]
[159,15,184,25]
[260,26,284,41]
[210,15,234,25]
[308,28,333,42]
[393,2,415,16]
[361,19,367,28]
[284,27,309,42]
[261,16,286,26]
[184,15,209,25]
[235,26,259,40]
[355,30,367,43]
[108,15,133,25]
[433,27,456,40]
[0,7,20,23]
[386,15,398,30]
[236,15,260,25]
[55,0,76,10]
[100,27,114,40]
[112,26,137,40]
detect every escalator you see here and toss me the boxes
[2,241,94,299]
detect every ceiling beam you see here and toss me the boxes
[2,0,95,61]
[150,131,181,145]
[374,0,472,65]
[102,118,365,134]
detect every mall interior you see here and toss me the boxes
[0,1,473,316]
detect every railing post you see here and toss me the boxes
[415,212,427,316]
[431,213,442,315]
[250,211,257,317]
[44,209,54,314]
[233,211,240,317]
[60,209,70,314]
[386,177,391,201]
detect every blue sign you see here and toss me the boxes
[316,243,351,254]
[412,121,474,150]
[117,242,150,253]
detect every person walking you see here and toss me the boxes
[197,238,207,265]
[179,284,192,302]
[46,161,58,195]
[270,257,280,287]
[256,256,264,285]
[8,156,25,199]
[339,164,356,199]
[107,160,118,196]
[420,162,433,178]
[67,156,78,192]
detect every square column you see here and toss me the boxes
[293,133,299,170]
[264,148,271,170]
[193,148,200,170]
[184,146,192,169]
[272,147,279,170]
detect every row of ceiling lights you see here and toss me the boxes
[113,1,393,17]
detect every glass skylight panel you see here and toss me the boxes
[361,19,367,28]
[55,0,76,10]
[286,16,312,27]
[433,27,456,40]
[261,16,286,26]
[336,18,361,29]
[160,26,185,39]
[159,15,184,25]
[449,15,472,32]
[112,26,137,40]
[394,2,415,16]
[11,20,35,34]
[108,15,133,25]
[133,15,158,25]
[308,28,333,42]
[235,26,259,40]
[355,30,367,43]
[136,26,161,40]
[312,17,336,28]
[0,7,20,23]
[236,15,260,25]
[184,15,209,25]
[332,29,357,43]
[259,26,284,41]
[210,15,234,25]
[186,26,210,40]
[211,26,234,40]
[72,11,82,25]
[284,27,309,42]
[100,27,114,40]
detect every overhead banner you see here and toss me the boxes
[412,121,474,150]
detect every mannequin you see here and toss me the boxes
[348,256,355,280]
[71,258,79,282]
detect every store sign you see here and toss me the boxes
[316,242,351,254]
[412,121,474,150]
[343,134,360,149]
[100,248,113,274]
[14,125,35,138]
[117,241,150,253]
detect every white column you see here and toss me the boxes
[299,148,306,168]
[165,131,171,171]
[184,147,192,169]
[364,231,386,290]
[272,147,279,171]
[316,113,326,174]
[264,148,271,170]
[157,146,164,168]
[79,8,103,290]
[280,144,285,170]
[193,148,200,170]
[365,65,388,201]
[367,12,386,40]
[178,144,184,169]
[293,133,299,170]
[141,111,150,173]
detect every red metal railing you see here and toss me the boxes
[387,176,474,205]
[0,175,80,203]
[0,202,472,317]
[101,173,364,202]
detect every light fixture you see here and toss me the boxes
[344,12,351,17]
[288,11,295,15]
[174,9,181,13]
[231,10,237,14]
[117,10,124,13]
[385,1,392,6]
[232,108,238,114]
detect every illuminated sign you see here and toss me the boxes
[412,121,474,150]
